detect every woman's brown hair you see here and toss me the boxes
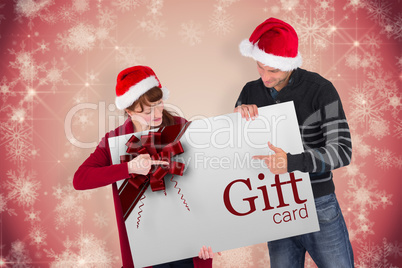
[126,87,176,127]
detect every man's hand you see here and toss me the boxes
[198,245,222,260]
[234,104,258,121]
[253,142,288,174]
[127,154,169,175]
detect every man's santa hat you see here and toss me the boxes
[115,65,169,110]
[239,17,302,71]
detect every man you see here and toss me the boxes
[234,17,354,267]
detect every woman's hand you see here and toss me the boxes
[198,246,222,260]
[127,154,169,175]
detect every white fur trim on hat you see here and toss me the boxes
[115,75,162,110]
[239,39,302,71]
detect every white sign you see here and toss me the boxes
[109,101,319,267]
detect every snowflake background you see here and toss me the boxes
[0,0,401,267]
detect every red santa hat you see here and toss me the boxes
[115,65,169,110]
[239,17,302,71]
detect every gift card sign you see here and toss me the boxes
[109,101,319,267]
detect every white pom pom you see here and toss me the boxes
[239,39,254,57]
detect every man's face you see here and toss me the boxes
[256,61,291,91]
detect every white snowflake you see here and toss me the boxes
[264,5,281,14]
[45,232,114,267]
[5,167,40,208]
[213,3,227,14]
[350,133,371,158]
[97,9,116,27]
[368,118,390,140]
[299,51,319,71]
[349,85,386,129]
[14,0,54,29]
[394,155,402,169]
[56,22,96,54]
[72,0,90,13]
[218,0,240,5]
[52,179,92,229]
[381,21,394,38]
[24,208,41,223]
[115,46,145,68]
[39,57,70,92]
[5,240,32,267]
[209,12,233,36]
[72,89,89,105]
[360,50,382,69]
[345,52,361,69]
[112,0,140,12]
[137,17,149,30]
[147,0,164,16]
[147,18,168,39]
[8,41,46,83]
[356,216,375,238]
[374,148,395,169]
[36,39,50,54]
[366,0,392,25]
[58,4,77,23]
[93,211,109,228]
[288,13,333,50]
[179,21,204,46]
[345,48,383,71]
[342,161,364,178]
[29,224,47,248]
[394,118,402,138]
[365,70,397,98]
[20,85,40,105]
[0,76,17,102]
[356,238,401,268]
[0,120,37,163]
[387,93,401,118]
[72,105,95,130]
[362,1,402,40]
[344,176,382,211]
[387,240,402,258]
[343,0,367,11]
[280,0,300,11]
[86,70,99,84]
[344,173,395,243]
[9,105,30,123]
[39,9,58,25]
[0,192,17,216]
[314,0,334,17]
[378,190,393,209]
[397,55,402,70]
[64,141,85,159]
[95,25,114,48]
[391,13,402,41]
[364,33,381,50]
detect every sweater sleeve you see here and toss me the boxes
[235,84,248,108]
[73,135,130,190]
[287,82,352,174]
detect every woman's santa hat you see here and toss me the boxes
[115,65,169,110]
[239,17,302,71]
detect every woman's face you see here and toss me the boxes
[130,99,164,128]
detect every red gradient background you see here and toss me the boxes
[0,0,401,267]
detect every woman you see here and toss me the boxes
[73,66,215,268]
